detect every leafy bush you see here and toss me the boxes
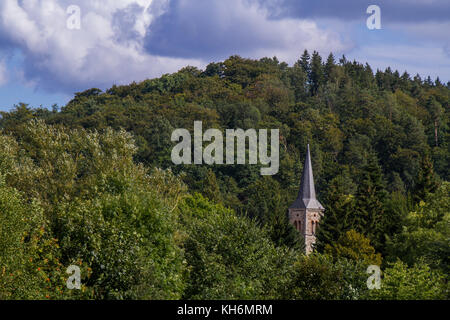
[368,260,447,300]
[0,122,187,299]
[283,253,369,300]
[180,194,297,299]
[386,182,450,274]
[325,230,382,266]
[0,176,63,299]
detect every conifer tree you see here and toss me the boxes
[309,51,324,95]
[324,53,336,82]
[413,73,422,84]
[401,71,410,81]
[375,70,384,89]
[411,74,423,97]
[353,156,388,251]
[289,62,308,101]
[413,154,439,203]
[361,63,375,87]
[315,175,355,252]
[435,77,442,87]
[244,177,304,250]
[299,49,311,77]
[426,97,444,147]
[383,67,393,91]
[399,71,411,91]
[270,212,305,251]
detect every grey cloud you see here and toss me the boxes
[112,3,145,45]
[144,0,347,61]
[145,0,282,60]
[265,0,450,23]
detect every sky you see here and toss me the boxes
[0,0,449,111]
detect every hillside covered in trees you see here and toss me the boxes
[0,51,449,299]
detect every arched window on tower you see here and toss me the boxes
[294,220,298,231]
[311,221,315,235]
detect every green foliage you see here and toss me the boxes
[325,230,382,266]
[353,156,388,251]
[283,253,369,300]
[0,123,187,299]
[244,176,304,249]
[179,194,297,299]
[315,173,355,251]
[0,177,63,299]
[386,182,450,274]
[369,260,447,300]
[413,154,440,203]
[309,51,324,95]
[0,52,448,300]
[54,186,185,299]
[1,119,140,209]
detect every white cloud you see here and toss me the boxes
[0,0,350,94]
[245,17,348,64]
[144,0,351,63]
[0,0,202,93]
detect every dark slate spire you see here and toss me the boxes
[290,144,324,210]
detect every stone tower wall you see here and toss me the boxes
[289,208,324,254]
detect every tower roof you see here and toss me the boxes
[290,144,324,210]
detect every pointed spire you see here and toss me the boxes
[290,144,324,210]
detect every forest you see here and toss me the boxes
[0,51,448,299]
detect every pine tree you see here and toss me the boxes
[413,73,422,84]
[289,63,308,102]
[375,70,384,89]
[353,156,388,251]
[244,176,304,249]
[383,67,393,91]
[309,51,324,95]
[383,191,412,249]
[392,70,401,91]
[315,175,355,252]
[413,154,439,203]
[362,63,375,87]
[426,97,444,147]
[270,212,305,251]
[324,53,336,82]
[401,71,410,81]
[400,71,411,91]
[435,77,442,87]
[411,74,423,97]
[299,49,311,77]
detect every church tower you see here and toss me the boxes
[289,144,324,254]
